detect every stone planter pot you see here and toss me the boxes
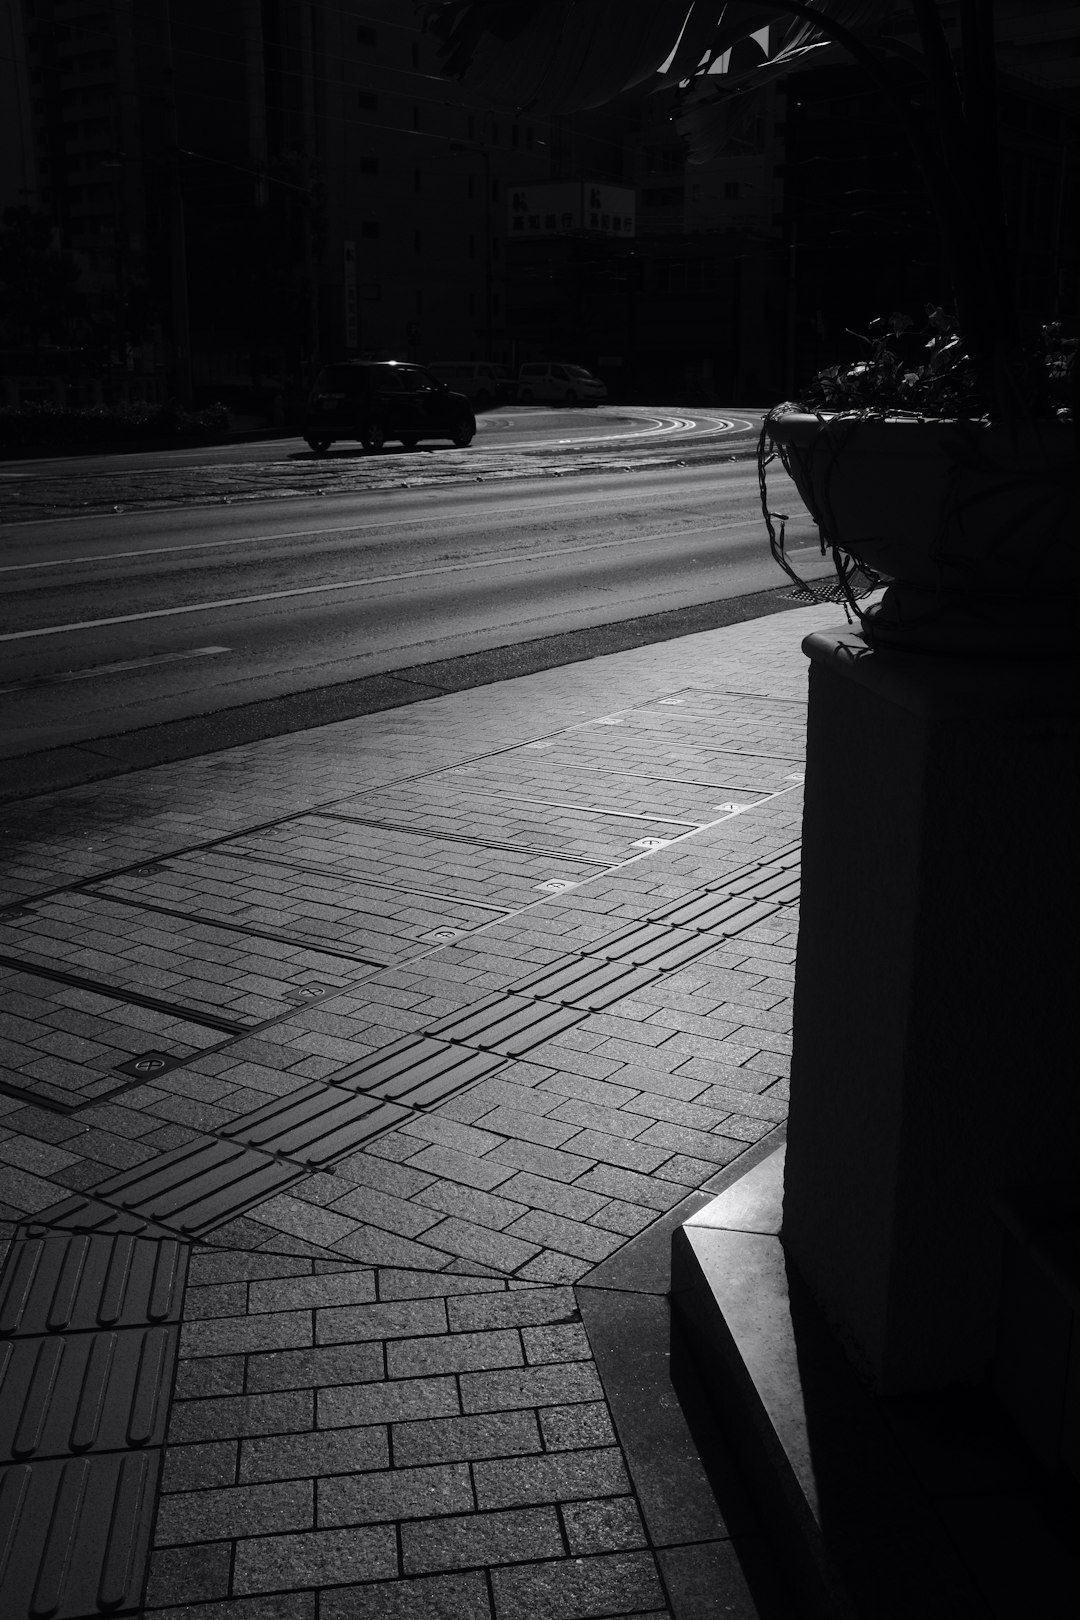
[764,410,1077,653]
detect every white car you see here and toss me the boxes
[516,362,608,404]
[425,362,513,406]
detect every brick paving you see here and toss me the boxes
[0,602,842,1619]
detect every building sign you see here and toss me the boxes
[508,182,636,238]
[344,240,358,349]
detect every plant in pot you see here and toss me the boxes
[424,0,1077,653]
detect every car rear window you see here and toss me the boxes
[315,366,374,394]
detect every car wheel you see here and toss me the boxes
[360,421,386,452]
[400,436,419,449]
[451,419,475,448]
[306,438,331,453]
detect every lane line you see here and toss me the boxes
[0,518,798,642]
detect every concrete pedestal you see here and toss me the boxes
[782,628,1080,1393]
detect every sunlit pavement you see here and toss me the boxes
[0,406,765,523]
[0,602,839,1620]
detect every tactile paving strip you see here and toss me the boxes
[332,1036,508,1103]
[0,1233,186,1337]
[508,956,663,1010]
[0,1233,186,1619]
[586,921,720,971]
[426,995,589,1055]
[0,1328,174,1458]
[1,1451,161,1619]
[647,893,782,936]
[19,1201,188,1240]
[220,1085,409,1168]
[33,1142,303,1240]
[647,845,802,932]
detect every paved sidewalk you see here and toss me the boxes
[0,602,841,1620]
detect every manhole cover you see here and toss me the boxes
[113,1051,182,1079]
[281,984,333,1003]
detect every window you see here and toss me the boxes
[358,92,377,110]
[414,229,422,253]
[414,168,422,192]
[357,25,375,46]
[724,181,740,199]
[360,154,378,175]
[360,221,379,239]
[467,175,475,200]
[468,234,475,258]
[412,105,420,130]
[467,116,475,140]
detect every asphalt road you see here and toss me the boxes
[0,406,833,798]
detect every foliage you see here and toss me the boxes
[797,311,1076,421]
[0,400,230,451]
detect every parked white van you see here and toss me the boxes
[516,362,608,404]
[425,362,512,406]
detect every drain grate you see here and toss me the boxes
[333,1036,507,1105]
[587,921,718,971]
[426,997,589,1056]
[508,957,662,1011]
[220,1085,408,1167]
[0,1233,186,1620]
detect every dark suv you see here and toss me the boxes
[304,361,476,453]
